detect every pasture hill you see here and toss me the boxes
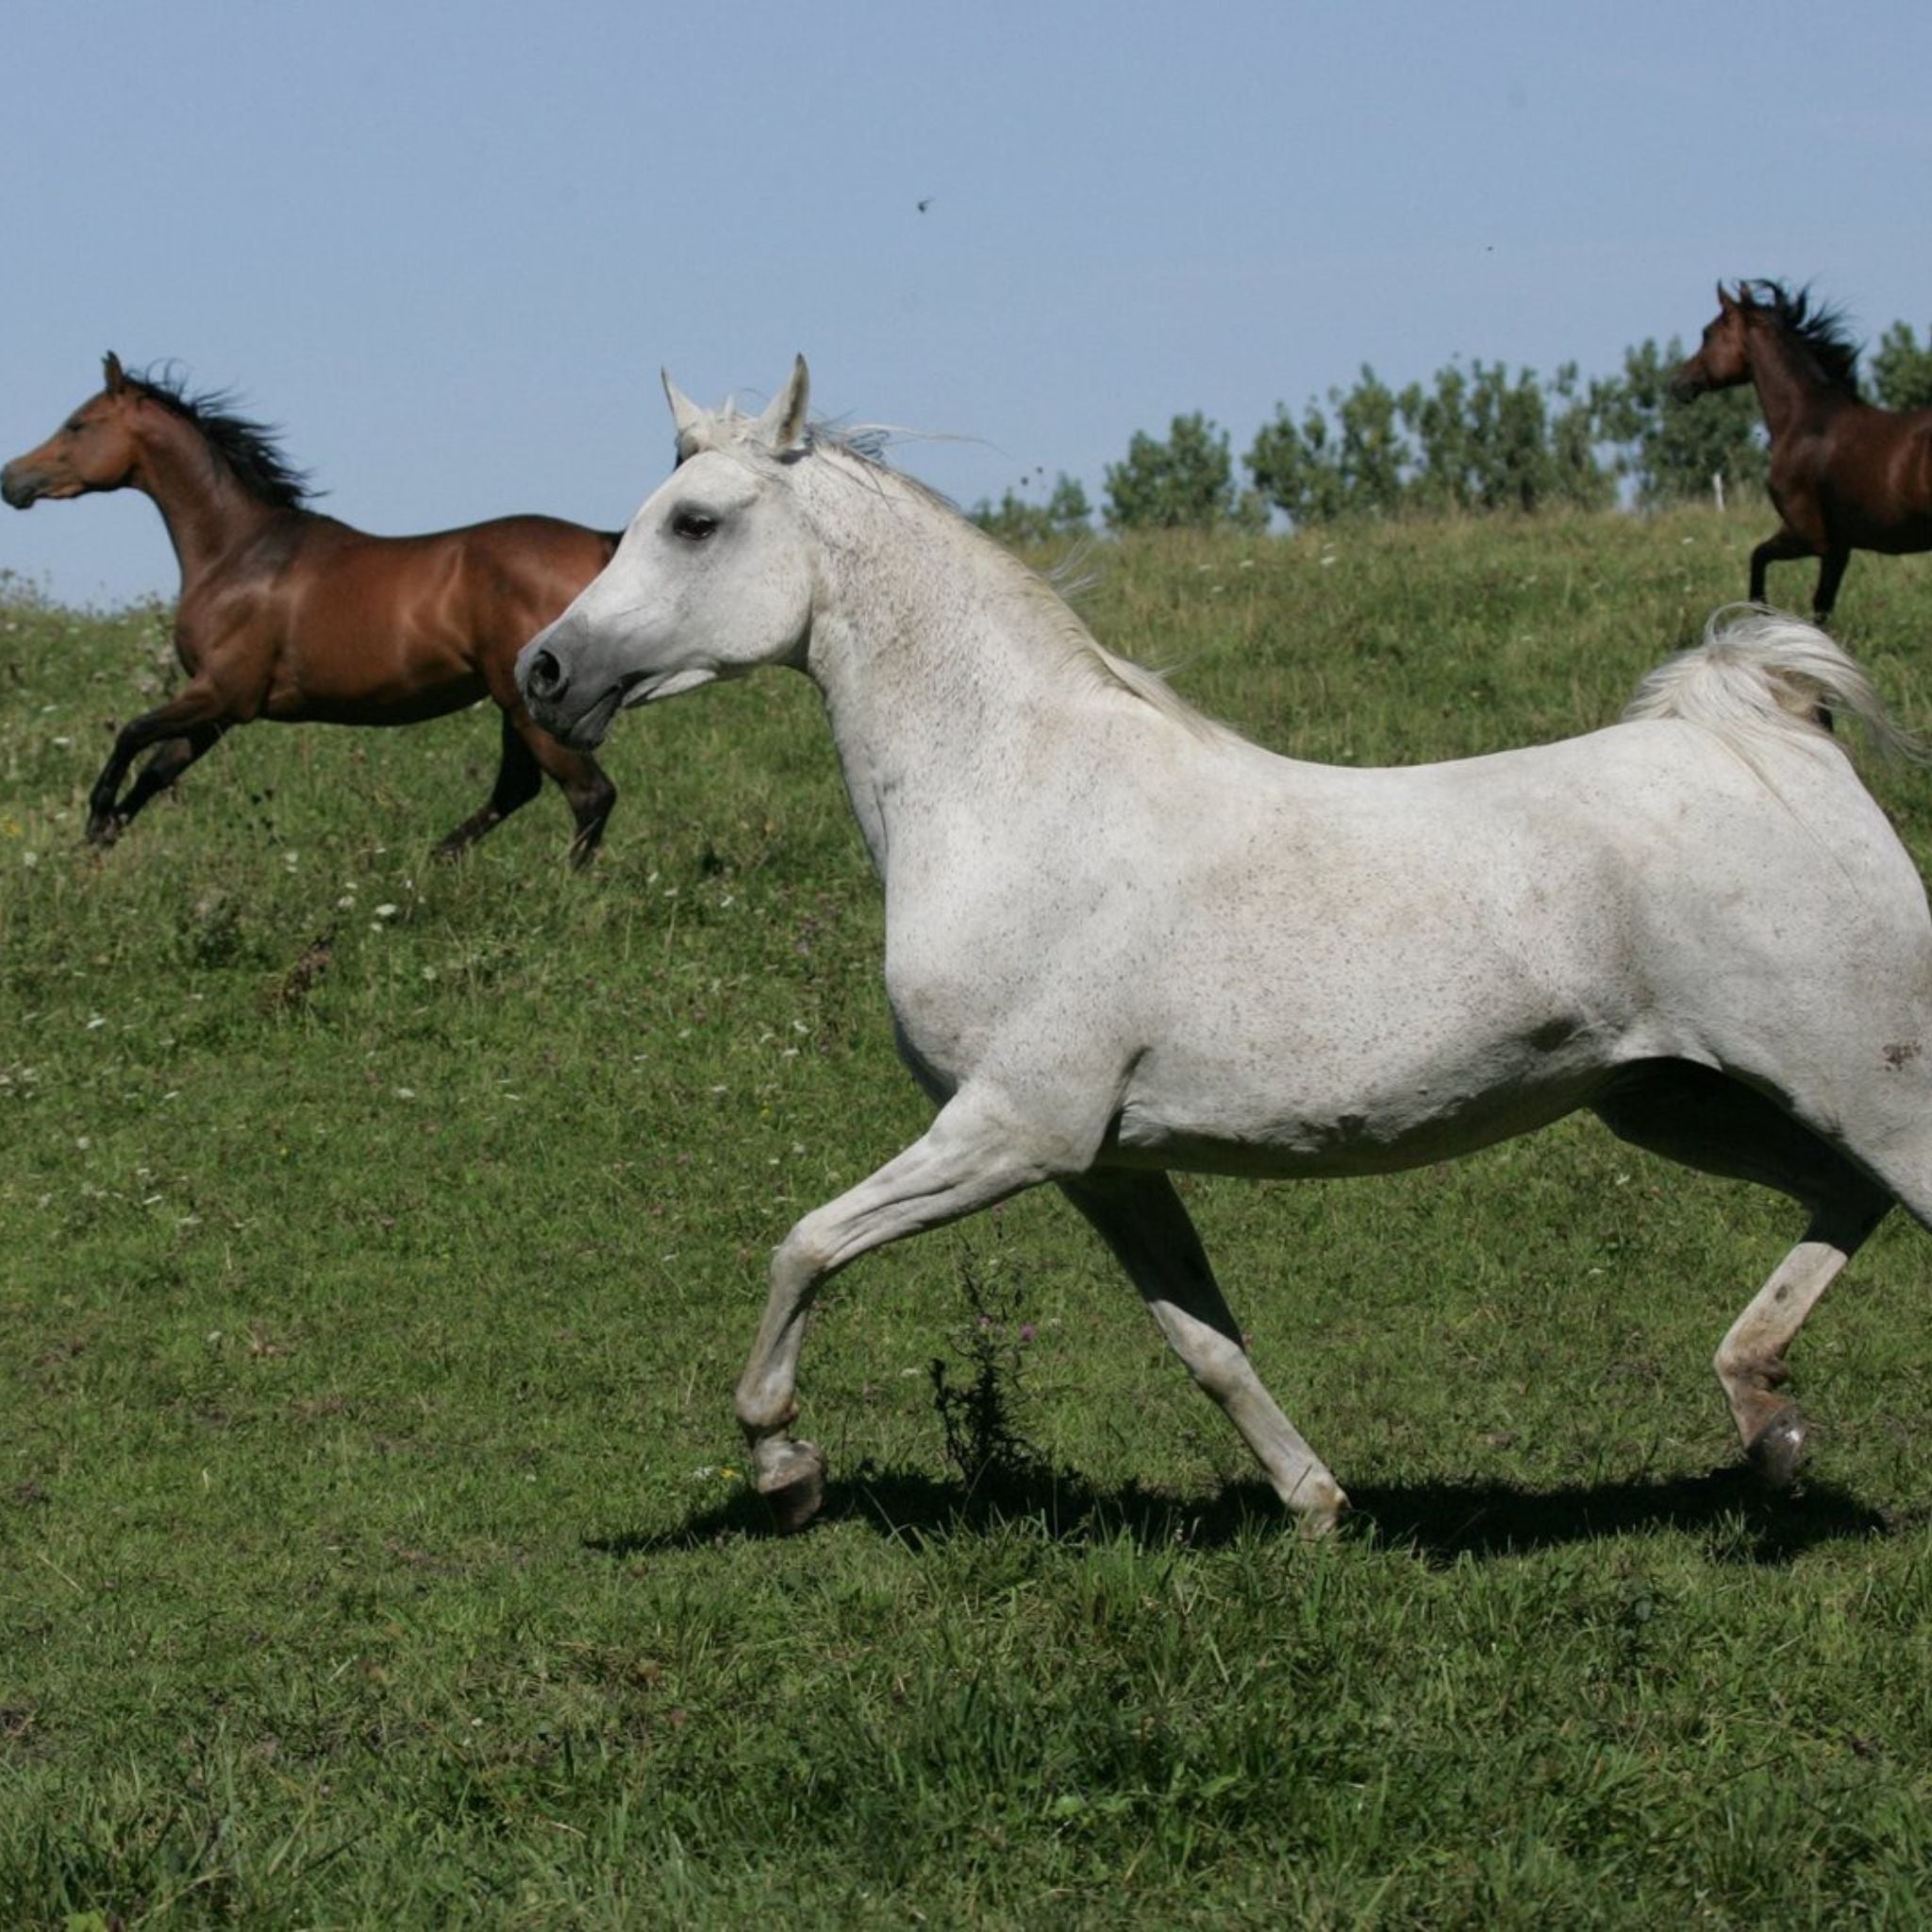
[2,505,1931,1925]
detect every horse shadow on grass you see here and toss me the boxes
[591,1458,1921,1570]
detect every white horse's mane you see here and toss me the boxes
[700,406,1235,744]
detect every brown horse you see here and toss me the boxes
[1671,282,1932,622]
[1,355,619,860]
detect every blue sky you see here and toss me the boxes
[3,0,1928,606]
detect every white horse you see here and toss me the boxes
[517,357,1932,1537]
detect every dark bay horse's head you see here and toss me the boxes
[1669,284,1757,404]
[1,354,144,508]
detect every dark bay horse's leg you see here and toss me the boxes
[532,724,617,869]
[87,680,232,846]
[433,708,616,867]
[433,711,543,862]
[1811,547,1851,624]
[1749,525,1812,607]
[112,724,230,828]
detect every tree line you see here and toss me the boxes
[974,318,1932,541]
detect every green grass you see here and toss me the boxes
[3,508,1932,1926]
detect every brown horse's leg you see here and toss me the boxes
[522,720,617,869]
[433,709,615,866]
[88,680,231,846]
[1748,525,1811,606]
[1811,548,1850,624]
[433,711,543,862]
[112,724,230,828]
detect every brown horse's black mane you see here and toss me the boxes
[1744,281,1862,398]
[129,364,315,508]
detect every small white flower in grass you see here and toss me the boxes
[374,904,399,920]
[22,851,37,868]
[84,1015,105,1030]
[393,1087,416,1101]
[52,736,71,748]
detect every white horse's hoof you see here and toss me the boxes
[1746,1407,1808,1488]
[1295,1483,1351,1541]
[758,1440,827,1532]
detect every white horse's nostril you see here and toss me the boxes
[525,648,567,701]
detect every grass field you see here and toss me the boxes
[4,506,1932,1927]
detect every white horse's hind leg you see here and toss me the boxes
[1714,1235,1870,1484]
[1594,1060,1894,1482]
[1058,1169,1349,1537]
[737,1087,1063,1529]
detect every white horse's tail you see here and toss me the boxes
[1623,607,1924,767]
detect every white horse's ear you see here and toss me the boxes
[754,355,811,454]
[663,370,707,458]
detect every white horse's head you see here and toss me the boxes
[517,357,818,750]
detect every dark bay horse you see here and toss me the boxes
[1,355,619,860]
[1671,282,1932,622]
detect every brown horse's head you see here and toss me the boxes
[2,354,147,508]
[1669,285,1756,403]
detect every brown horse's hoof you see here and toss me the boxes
[1746,1405,1809,1488]
[758,1440,827,1533]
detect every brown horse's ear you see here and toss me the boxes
[1716,283,1735,314]
[103,352,126,394]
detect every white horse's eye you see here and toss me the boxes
[673,509,719,541]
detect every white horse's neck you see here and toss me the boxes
[791,446,1201,874]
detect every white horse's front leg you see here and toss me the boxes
[1059,1169,1349,1537]
[737,1087,1057,1529]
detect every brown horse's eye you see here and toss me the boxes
[673,509,719,541]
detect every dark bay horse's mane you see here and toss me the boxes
[129,364,315,508]
[1743,281,1863,398]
